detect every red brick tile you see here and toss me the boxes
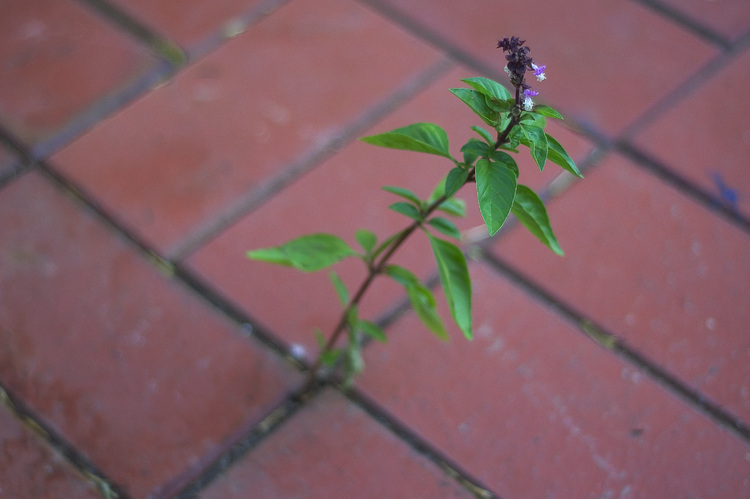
[51,0,442,255]
[0,406,100,499]
[359,265,750,497]
[632,48,750,219]
[656,0,750,40]
[185,67,593,357]
[0,0,158,147]
[200,389,474,498]
[492,154,750,424]
[371,0,718,136]
[0,172,300,498]
[110,0,267,48]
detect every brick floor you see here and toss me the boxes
[1,0,749,497]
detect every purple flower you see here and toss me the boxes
[523,89,538,110]
[532,63,546,81]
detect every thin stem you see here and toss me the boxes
[302,93,522,393]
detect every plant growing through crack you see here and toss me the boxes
[248,38,583,389]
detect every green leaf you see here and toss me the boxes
[437,198,466,218]
[329,271,349,306]
[382,185,421,206]
[445,167,470,198]
[546,133,583,178]
[512,185,564,256]
[520,124,548,171]
[246,247,293,267]
[428,234,472,339]
[475,158,517,236]
[361,123,451,159]
[461,77,512,101]
[449,88,499,126]
[485,96,514,113]
[358,320,387,342]
[384,265,448,340]
[355,229,377,254]
[389,202,421,220]
[406,284,448,340]
[460,138,492,165]
[284,234,355,272]
[471,125,495,145]
[533,105,564,120]
[321,348,342,366]
[428,217,461,239]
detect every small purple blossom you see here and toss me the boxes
[523,89,538,110]
[532,63,546,81]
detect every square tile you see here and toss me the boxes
[0,0,158,149]
[0,406,100,499]
[200,389,474,498]
[0,172,300,498]
[492,153,750,424]
[632,49,750,219]
[360,265,750,497]
[51,0,442,255]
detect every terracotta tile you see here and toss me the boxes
[110,0,267,48]
[0,406,100,499]
[51,0,442,255]
[0,0,158,148]
[492,154,750,424]
[185,67,594,357]
[656,0,750,40]
[631,48,750,219]
[359,265,750,497]
[0,172,300,498]
[200,389,474,498]
[369,0,718,136]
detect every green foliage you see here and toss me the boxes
[428,234,472,339]
[247,233,355,272]
[247,69,581,386]
[360,123,452,159]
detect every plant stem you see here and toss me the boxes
[301,109,519,393]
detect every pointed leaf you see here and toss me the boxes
[461,77,512,101]
[475,158,517,236]
[461,138,492,164]
[449,88,499,126]
[437,198,466,218]
[406,283,448,340]
[428,217,461,239]
[428,234,472,339]
[265,233,356,272]
[355,229,377,254]
[546,133,583,178]
[329,271,349,306]
[382,185,421,206]
[389,202,421,220]
[361,123,451,159]
[512,185,564,256]
[520,124,548,171]
[445,167,470,198]
[358,320,387,342]
[471,125,495,145]
[533,105,564,120]
[247,247,293,267]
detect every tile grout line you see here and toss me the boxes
[630,0,733,50]
[0,383,126,498]
[477,249,750,444]
[616,142,750,235]
[344,387,501,499]
[167,56,456,261]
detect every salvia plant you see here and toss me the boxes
[248,37,583,389]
